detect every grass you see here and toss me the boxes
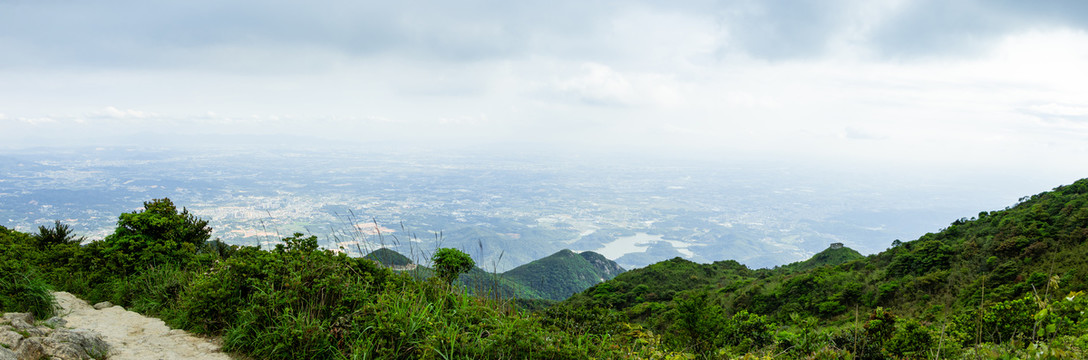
[0,268,56,319]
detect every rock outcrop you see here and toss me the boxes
[53,292,230,360]
[0,312,109,360]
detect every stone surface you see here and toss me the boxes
[14,337,44,360]
[0,308,113,360]
[46,329,110,360]
[43,342,85,360]
[54,291,231,360]
[91,302,113,310]
[0,314,32,326]
[44,316,68,329]
[0,329,21,349]
[7,320,47,338]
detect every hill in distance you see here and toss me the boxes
[502,249,625,301]
[363,247,413,267]
[778,243,864,273]
[366,247,625,302]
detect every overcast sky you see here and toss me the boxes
[2,0,1087,182]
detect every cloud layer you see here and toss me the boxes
[2,0,1087,179]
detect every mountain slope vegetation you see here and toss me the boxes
[363,247,413,267]
[3,179,1088,359]
[501,249,625,301]
[370,247,625,302]
[0,199,684,359]
[554,178,1088,358]
[779,245,865,273]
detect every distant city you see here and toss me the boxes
[0,146,1036,270]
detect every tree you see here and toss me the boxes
[431,248,475,285]
[32,220,84,249]
[112,198,211,247]
[103,198,212,273]
[674,291,725,352]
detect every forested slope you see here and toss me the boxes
[556,178,1088,358]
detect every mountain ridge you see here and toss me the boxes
[556,178,1088,355]
[364,248,625,301]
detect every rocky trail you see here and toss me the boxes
[1,292,232,360]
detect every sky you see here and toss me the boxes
[2,0,1088,184]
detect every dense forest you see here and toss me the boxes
[4,178,1088,358]
[555,178,1088,358]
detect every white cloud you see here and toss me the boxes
[842,127,888,141]
[1022,103,1088,122]
[438,114,489,126]
[17,117,56,125]
[555,63,635,106]
[88,106,157,119]
[0,0,1086,182]
[553,63,683,107]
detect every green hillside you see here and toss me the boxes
[554,178,1088,358]
[0,199,687,359]
[363,247,413,267]
[363,248,625,302]
[502,249,626,301]
[779,244,865,273]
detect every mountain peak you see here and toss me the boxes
[363,248,413,267]
[501,249,626,300]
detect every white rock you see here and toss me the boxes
[0,346,16,360]
[0,329,22,349]
[14,337,44,360]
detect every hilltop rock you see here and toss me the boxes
[579,251,625,280]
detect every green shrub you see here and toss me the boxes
[101,198,211,275]
[885,319,933,359]
[432,248,475,285]
[31,220,84,249]
[0,263,55,319]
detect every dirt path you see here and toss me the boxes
[52,292,232,360]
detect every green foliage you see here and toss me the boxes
[559,178,1088,358]
[729,310,776,351]
[0,264,55,319]
[502,249,625,301]
[781,246,865,273]
[0,225,56,319]
[364,247,413,267]
[431,247,475,285]
[101,198,212,275]
[32,220,84,249]
[885,319,933,359]
[7,176,1088,359]
[673,291,726,352]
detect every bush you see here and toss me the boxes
[432,248,475,285]
[101,198,211,275]
[885,319,933,359]
[0,262,56,319]
[0,226,56,319]
[32,220,84,249]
